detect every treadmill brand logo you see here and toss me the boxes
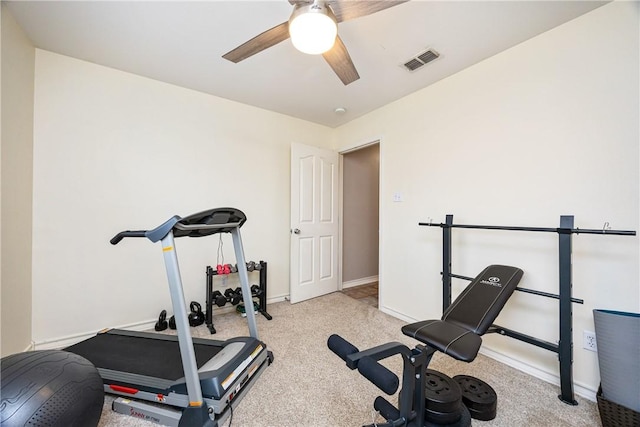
[129,408,160,424]
[481,277,502,287]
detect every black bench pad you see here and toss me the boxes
[401,265,523,363]
[402,320,482,362]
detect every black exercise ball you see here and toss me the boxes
[1,350,104,426]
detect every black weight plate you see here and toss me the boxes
[467,404,496,422]
[425,403,471,427]
[424,369,462,413]
[454,375,497,421]
[425,405,462,425]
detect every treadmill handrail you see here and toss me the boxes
[110,230,146,245]
[111,214,245,246]
[110,216,182,245]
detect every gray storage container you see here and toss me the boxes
[593,309,640,413]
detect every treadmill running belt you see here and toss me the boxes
[65,332,222,381]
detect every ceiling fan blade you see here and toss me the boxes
[222,22,290,63]
[329,0,409,23]
[323,35,360,85]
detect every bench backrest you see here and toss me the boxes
[442,264,523,335]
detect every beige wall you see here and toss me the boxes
[1,3,36,356]
[342,144,379,283]
[334,1,639,397]
[31,50,333,345]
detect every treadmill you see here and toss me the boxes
[65,208,273,427]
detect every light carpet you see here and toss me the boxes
[97,292,601,426]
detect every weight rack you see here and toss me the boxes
[205,261,272,334]
[420,214,635,405]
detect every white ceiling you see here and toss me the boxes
[6,0,607,128]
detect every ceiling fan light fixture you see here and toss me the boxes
[289,2,337,55]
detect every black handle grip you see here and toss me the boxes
[327,334,359,366]
[357,356,399,395]
[110,230,147,245]
[374,396,400,422]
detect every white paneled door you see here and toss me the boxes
[290,143,339,303]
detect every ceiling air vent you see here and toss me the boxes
[402,48,440,72]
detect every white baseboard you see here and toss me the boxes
[34,319,157,350]
[480,346,598,402]
[23,341,35,352]
[34,296,288,350]
[342,275,378,289]
[379,305,419,323]
[267,295,287,304]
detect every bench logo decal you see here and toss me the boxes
[481,276,502,287]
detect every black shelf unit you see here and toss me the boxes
[205,261,272,334]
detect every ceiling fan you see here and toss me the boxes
[222,0,408,86]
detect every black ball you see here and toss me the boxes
[1,350,104,426]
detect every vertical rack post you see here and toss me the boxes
[558,215,578,405]
[205,266,216,334]
[258,262,273,320]
[442,214,454,311]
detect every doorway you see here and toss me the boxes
[289,143,339,303]
[340,142,380,307]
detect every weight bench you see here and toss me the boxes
[328,265,523,427]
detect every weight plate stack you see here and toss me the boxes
[424,369,463,425]
[424,403,472,427]
[453,374,498,421]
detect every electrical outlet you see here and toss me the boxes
[583,330,597,352]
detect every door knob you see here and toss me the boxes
[292,228,301,234]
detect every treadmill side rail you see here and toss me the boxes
[111,352,271,426]
[97,339,269,415]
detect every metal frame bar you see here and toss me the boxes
[442,215,453,311]
[420,214,635,405]
[231,227,259,339]
[450,273,584,304]
[160,231,204,407]
[205,266,216,334]
[258,262,272,320]
[557,215,576,404]
[419,221,635,236]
